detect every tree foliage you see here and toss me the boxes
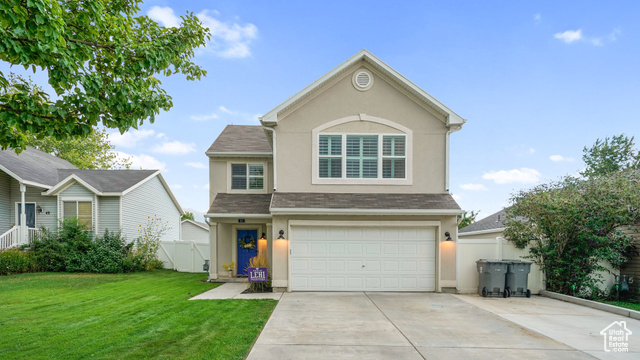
[458,210,479,230]
[504,171,640,295]
[0,0,210,151]
[581,134,640,178]
[181,212,194,221]
[24,127,131,169]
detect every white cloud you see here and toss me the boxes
[197,10,258,58]
[529,148,536,154]
[554,29,582,43]
[190,112,219,121]
[151,141,196,155]
[171,184,183,190]
[533,13,541,21]
[549,155,575,162]
[452,194,461,201]
[482,168,541,184]
[148,6,180,28]
[609,28,621,41]
[219,105,233,114]
[185,162,207,169]
[460,183,488,191]
[114,152,167,172]
[109,129,155,148]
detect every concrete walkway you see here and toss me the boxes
[189,282,283,300]
[248,292,640,359]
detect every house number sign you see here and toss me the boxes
[248,267,268,282]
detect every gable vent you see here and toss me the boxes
[352,70,374,91]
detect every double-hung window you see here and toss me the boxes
[318,134,407,180]
[231,164,264,190]
[63,200,93,229]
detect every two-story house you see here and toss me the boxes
[206,50,465,292]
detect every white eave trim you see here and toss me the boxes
[204,213,272,219]
[259,49,466,126]
[459,227,505,237]
[269,208,464,216]
[153,172,185,215]
[43,174,103,196]
[205,151,273,158]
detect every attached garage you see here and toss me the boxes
[290,223,436,291]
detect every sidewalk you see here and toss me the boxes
[189,282,283,300]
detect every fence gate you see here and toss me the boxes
[158,240,210,273]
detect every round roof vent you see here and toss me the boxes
[352,70,373,91]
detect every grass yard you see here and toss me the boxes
[603,300,640,312]
[0,270,277,360]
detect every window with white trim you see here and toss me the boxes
[63,200,93,229]
[318,134,406,179]
[231,164,264,190]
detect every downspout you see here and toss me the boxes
[261,125,277,191]
[445,124,463,192]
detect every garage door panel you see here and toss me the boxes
[291,225,435,291]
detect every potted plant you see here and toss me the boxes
[222,262,235,278]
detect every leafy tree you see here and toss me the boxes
[581,134,640,178]
[0,0,210,151]
[181,212,195,221]
[504,171,640,295]
[25,128,131,169]
[458,210,479,230]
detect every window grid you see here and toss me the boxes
[231,164,264,190]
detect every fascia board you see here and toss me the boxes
[181,219,209,231]
[0,164,51,189]
[43,174,101,196]
[204,213,272,219]
[154,172,184,215]
[205,152,273,158]
[120,170,160,196]
[459,228,506,237]
[269,208,465,216]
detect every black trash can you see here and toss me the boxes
[505,260,532,298]
[476,259,509,298]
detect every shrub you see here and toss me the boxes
[0,248,37,275]
[134,215,170,270]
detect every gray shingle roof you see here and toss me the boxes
[271,193,461,210]
[208,193,272,214]
[207,125,272,154]
[459,208,507,233]
[0,147,77,186]
[57,169,158,193]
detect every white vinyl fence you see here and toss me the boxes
[456,237,545,294]
[158,240,210,273]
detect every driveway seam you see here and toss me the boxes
[364,292,426,360]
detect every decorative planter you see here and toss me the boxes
[228,270,233,278]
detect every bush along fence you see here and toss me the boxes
[0,216,170,275]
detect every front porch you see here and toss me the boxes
[0,227,42,250]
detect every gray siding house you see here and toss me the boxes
[0,147,183,248]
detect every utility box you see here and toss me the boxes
[505,260,532,298]
[476,259,509,298]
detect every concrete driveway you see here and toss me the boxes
[247,292,640,360]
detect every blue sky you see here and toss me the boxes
[4,1,640,220]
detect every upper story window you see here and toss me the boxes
[318,134,406,180]
[231,163,264,190]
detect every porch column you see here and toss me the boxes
[209,222,218,280]
[19,183,26,245]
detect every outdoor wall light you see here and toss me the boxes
[445,232,453,241]
[36,205,43,214]
[258,233,267,254]
[277,230,286,240]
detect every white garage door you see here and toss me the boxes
[290,225,436,291]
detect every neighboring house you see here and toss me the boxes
[0,147,183,248]
[181,219,209,243]
[206,50,466,292]
[458,209,506,240]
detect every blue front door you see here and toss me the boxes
[237,229,258,275]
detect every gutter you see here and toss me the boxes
[445,124,463,192]
[269,208,465,216]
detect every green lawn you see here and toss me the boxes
[0,271,277,360]
[603,300,640,312]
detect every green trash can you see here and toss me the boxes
[476,259,509,298]
[505,260,532,298]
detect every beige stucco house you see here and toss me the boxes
[206,50,466,292]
